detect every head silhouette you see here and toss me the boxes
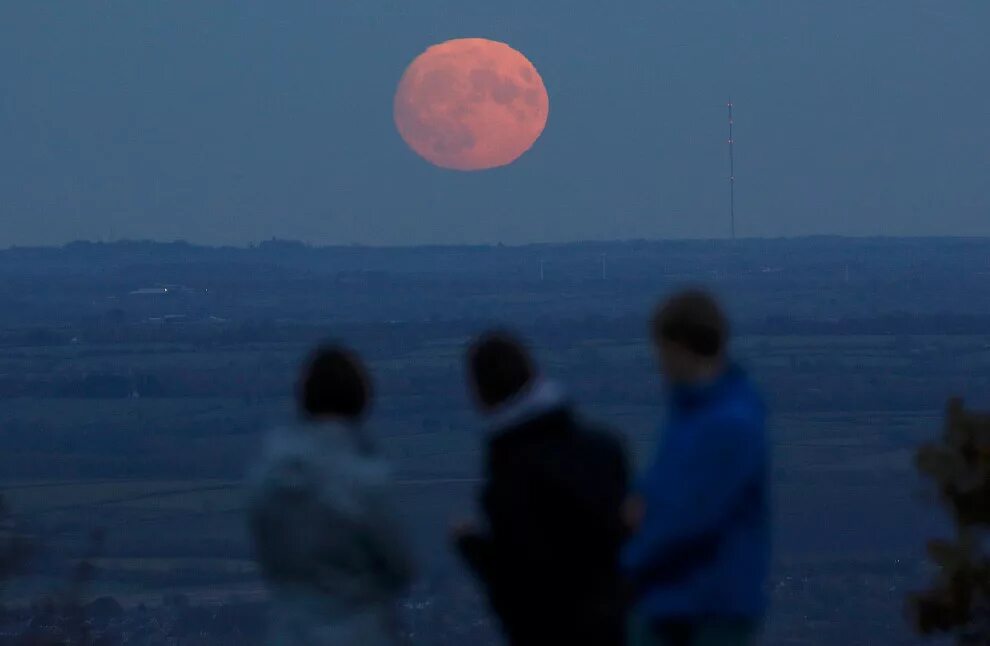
[298,345,371,422]
[652,289,729,384]
[467,331,535,411]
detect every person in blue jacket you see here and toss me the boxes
[622,290,770,646]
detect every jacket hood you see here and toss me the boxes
[487,378,569,433]
[251,422,388,517]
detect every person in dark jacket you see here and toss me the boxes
[454,331,629,646]
[622,290,770,646]
[248,346,414,646]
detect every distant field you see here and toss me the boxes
[0,332,963,627]
[3,480,242,514]
[90,557,257,576]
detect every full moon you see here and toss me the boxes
[394,38,549,171]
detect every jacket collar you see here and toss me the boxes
[487,379,569,434]
[264,419,374,461]
[668,363,745,412]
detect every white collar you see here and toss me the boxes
[487,379,569,432]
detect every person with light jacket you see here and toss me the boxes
[249,345,414,646]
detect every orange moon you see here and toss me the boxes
[394,38,549,171]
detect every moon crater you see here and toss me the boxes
[394,38,549,171]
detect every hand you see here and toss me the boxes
[622,496,646,531]
[449,518,478,541]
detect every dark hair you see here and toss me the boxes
[653,289,728,358]
[298,345,371,420]
[467,331,535,408]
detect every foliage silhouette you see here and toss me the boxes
[910,399,990,643]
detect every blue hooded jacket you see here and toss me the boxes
[622,366,770,621]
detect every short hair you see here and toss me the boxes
[652,289,728,358]
[298,345,371,420]
[467,331,535,408]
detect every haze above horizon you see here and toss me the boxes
[1,2,988,246]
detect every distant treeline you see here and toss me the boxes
[741,313,990,337]
[3,312,990,351]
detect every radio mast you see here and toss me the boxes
[727,99,736,240]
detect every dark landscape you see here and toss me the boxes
[0,236,984,644]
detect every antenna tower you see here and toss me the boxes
[728,99,736,240]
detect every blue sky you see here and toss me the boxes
[1,1,987,245]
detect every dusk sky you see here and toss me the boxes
[1,1,988,246]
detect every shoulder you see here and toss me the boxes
[256,425,389,485]
[251,427,315,483]
[488,408,568,450]
[686,398,765,457]
[578,422,625,453]
[489,410,625,464]
[569,418,629,472]
[703,379,765,428]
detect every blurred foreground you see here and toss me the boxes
[4,237,988,644]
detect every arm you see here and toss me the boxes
[363,483,416,594]
[622,417,762,581]
[455,528,495,583]
[455,456,523,593]
[454,472,499,586]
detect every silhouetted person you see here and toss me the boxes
[622,290,769,646]
[249,346,413,646]
[454,331,629,646]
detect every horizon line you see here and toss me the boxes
[3,233,989,253]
